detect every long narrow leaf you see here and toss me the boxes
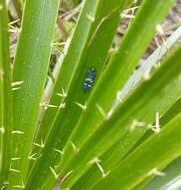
[60,45,181,189]
[26,1,134,189]
[61,0,176,174]
[118,25,181,101]
[160,97,181,126]
[143,157,181,190]
[0,0,13,187]
[58,0,176,182]
[34,0,102,144]
[7,0,60,188]
[91,113,181,190]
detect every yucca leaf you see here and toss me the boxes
[133,157,181,190]
[7,0,60,188]
[55,0,176,184]
[91,113,181,190]
[60,45,181,189]
[35,0,133,150]
[119,25,181,100]
[29,0,102,172]
[160,97,181,126]
[60,0,176,174]
[34,0,103,151]
[71,0,80,7]
[0,0,13,186]
[1,0,179,190]
[26,1,134,189]
[143,157,181,190]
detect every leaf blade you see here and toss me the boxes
[60,45,181,189]
[26,1,135,189]
[143,157,181,190]
[62,0,176,171]
[7,0,60,188]
[91,113,181,190]
[0,0,13,186]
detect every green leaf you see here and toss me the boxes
[55,0,176,184]
[34,0,133,150]
[143,157,181,190]
[0,0,13,187]
[28,0,102,173]
[91,113,181,190]
[119,25,181,100]
[60,45,181,189]
[160,97,181,126]
[7,0,60,188]
[71,0,81,7]
[33,0,103,151]
[60,0,176,174]
[26,1,135,189]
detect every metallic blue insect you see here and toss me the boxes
[83,68,96,91]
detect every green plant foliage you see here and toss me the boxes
[143,156,181,190]
[59,44,181,190]
[27,1,135,189]
[0,0,180,190]
[91,113,181,190]
[7,0,60,188]
[57,1,177,176]
[0,0,13,187]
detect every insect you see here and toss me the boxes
[83,68,96,91]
